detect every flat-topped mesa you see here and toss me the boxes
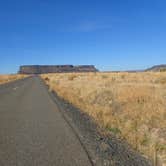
[75,65,99,72]
[19,65,98,74]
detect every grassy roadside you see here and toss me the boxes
[41,72,166,165]
[0,74,27,85]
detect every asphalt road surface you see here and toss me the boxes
[0,76,92,166]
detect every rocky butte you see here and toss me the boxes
[145,64,166,72]
[19,65,98,74]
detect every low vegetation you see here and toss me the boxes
[42,72,166,165]
[0,74,27,85]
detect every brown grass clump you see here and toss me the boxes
[41,72,166,165]
[0,74,27,85]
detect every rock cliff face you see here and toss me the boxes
[146,64,166,72]
[19,65,98,74]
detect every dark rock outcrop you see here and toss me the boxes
[19,65,98,74]
[146,64,166,72]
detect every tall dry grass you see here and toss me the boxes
[42,72,166,165]
[0,74,27,85]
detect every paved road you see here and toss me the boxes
[0,76,92,166]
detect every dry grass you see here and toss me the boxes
[0,74,27,85]
[42,72,166,165]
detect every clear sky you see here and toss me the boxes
[0,0,166,73]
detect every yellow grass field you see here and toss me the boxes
[0,74,27,85]
[42,72,166,165]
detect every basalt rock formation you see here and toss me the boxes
[146,64,166,72]
[19,65,98,74]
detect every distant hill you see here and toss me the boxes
[19,65,98,74]
[146,64,166,72]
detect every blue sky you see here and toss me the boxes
[0,0,166,73]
